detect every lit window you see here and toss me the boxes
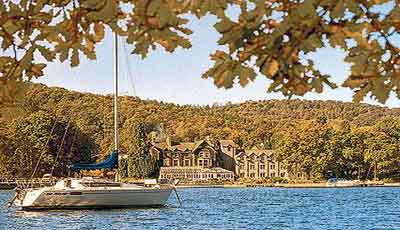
[164,159,170,166]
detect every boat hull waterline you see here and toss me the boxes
[14,186,173,210]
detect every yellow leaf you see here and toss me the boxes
[263,59,279,77]
[31,63,46,76]
[85,36,94,51]
[93,23,105,42]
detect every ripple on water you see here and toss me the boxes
[1,188,400,229]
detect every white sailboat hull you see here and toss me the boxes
[14,184,173,210]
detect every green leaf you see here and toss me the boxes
[214,18,235,33]
[239,66,256,87]
[2,20,20,34]
[301,34,323,53]
[346,0,363,16]
[1,37,12,50]
[352,85,371,103]
[331,0,345,18]
[80,0,104,9]
[38,46,55,61]
[297,0,315,17]
[158,2,173,27]
[312,78,323,93]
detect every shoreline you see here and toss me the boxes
[3,180,400,190]
[176,182,400,189]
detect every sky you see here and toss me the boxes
[34,7,399,109]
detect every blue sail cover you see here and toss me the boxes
[70,150,118,171]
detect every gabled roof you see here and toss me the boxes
[236,149,274,158]
[171,142,195,151]
[153,142,166,149]
[192,139,216,152]
[152,139,216,152]
[219,140,236,147]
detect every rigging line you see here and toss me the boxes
[122,38,138,96]
[67,127,77,163]
[30,117,59,179]
[50,121,71,176]
[123,39,137,96]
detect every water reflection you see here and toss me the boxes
[2,188,400,229]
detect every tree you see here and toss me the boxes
[3,84,400,179]
[364,116,400,179]
[342,127,371,179]
[3,110,92,177]
[124,119,158,178]
[273,119,349,179]
[1,0,399,104]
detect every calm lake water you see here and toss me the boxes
[0,187,400,229]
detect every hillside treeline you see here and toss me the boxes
[0,84,399,179]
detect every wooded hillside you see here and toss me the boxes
[1,83,399,179]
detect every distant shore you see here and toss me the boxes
[2,179,400,190]
[175,182,400,189]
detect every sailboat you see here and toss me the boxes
[11,34,174,210]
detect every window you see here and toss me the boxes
[203,160,208,167]
[184,159,191,167]
[250,164,255,170]
[227,146,232,151]
[173,159,179,167]
[198,160,203,167]
[260,173,265,178]
[270,164,275,170]
[260,164,265,170]
[240,173,245,177]
[164,159,170,167]
[270,173,276,177]
[250,173,255,178]
[281,172,286,177]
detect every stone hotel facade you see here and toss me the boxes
[235,149,288,179]
[150,135,288,181]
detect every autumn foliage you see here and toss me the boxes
[1,84,399,179]
[1,0,399,104]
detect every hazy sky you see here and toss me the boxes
[35,8,399,108]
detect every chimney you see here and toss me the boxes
[166,136,172,148]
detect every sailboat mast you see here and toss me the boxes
[114,32,119,152]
